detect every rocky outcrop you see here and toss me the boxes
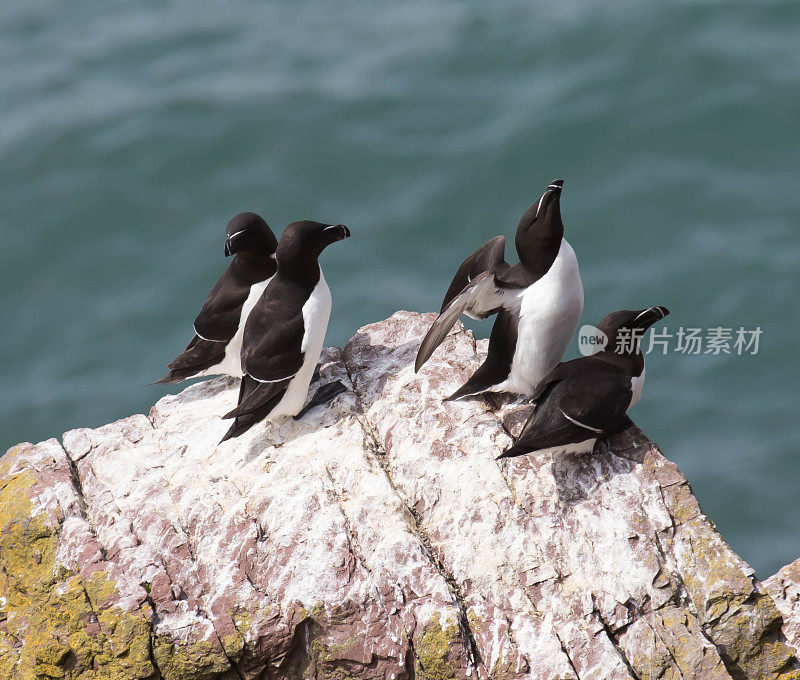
[1,311,798,680]
[766,560,800,656]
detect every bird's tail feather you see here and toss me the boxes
[150,375,178,386]
[497,444,528,460]
[220,411,263,442]
[150,369,191,386]
[224,372,293,418]
[219,378,285,443]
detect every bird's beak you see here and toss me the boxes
[535,179,564,219]
[323,224,351,241]
[225,228,247,257]
[633,306,670,329]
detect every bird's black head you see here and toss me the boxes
[276,220,351,265]
[515,180,565,271]
[596,306,670,355]
[224,212,278,258]
[517,180,564,233]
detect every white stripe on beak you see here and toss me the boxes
[634,307,666,323]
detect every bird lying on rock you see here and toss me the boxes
[499,306,669,459]
[156,212,278,385]
[415,179,584,401]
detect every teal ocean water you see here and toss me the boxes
[2,1,799,578]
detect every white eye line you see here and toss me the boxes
[322,225,340,232]
[228,229,246,240]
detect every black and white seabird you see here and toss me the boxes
[415,180,584,400]
[156,212,278,385]
[220,221,351,442]
[499,306,670,459]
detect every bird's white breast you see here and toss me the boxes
[629,366,646,409]
[269,271,332,419]
[198,277,272,378]
[497,239,584,395]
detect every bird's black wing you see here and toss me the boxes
[440,235,508,312]
[527,358,587,403]
[156,267,251,384]
[416,271,509,371]
[193,267,252,342]
[415,237,532,373]
[556,368,632,432]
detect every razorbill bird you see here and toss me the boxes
[415,179,584,400]
[498,306,669,459]
[155,212,278,385]
[220,221,351,442]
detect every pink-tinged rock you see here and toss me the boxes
[766,558,800,654]
[1,312,797,680]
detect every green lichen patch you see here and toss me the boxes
[0,454,242,680]
[708,592,800,680]
[490,655,521,680]
[320,635,358,661]
[152,637,231,680]
[676,524,799,680]
[415,614,458,680]
[0,465,155,679]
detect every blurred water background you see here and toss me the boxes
[1,0,799,578]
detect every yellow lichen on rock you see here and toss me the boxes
[415,614,458,680]
[677,523,799,680]
[0,449,246,680]
[152,638,231,680]
[0,460,155,679]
